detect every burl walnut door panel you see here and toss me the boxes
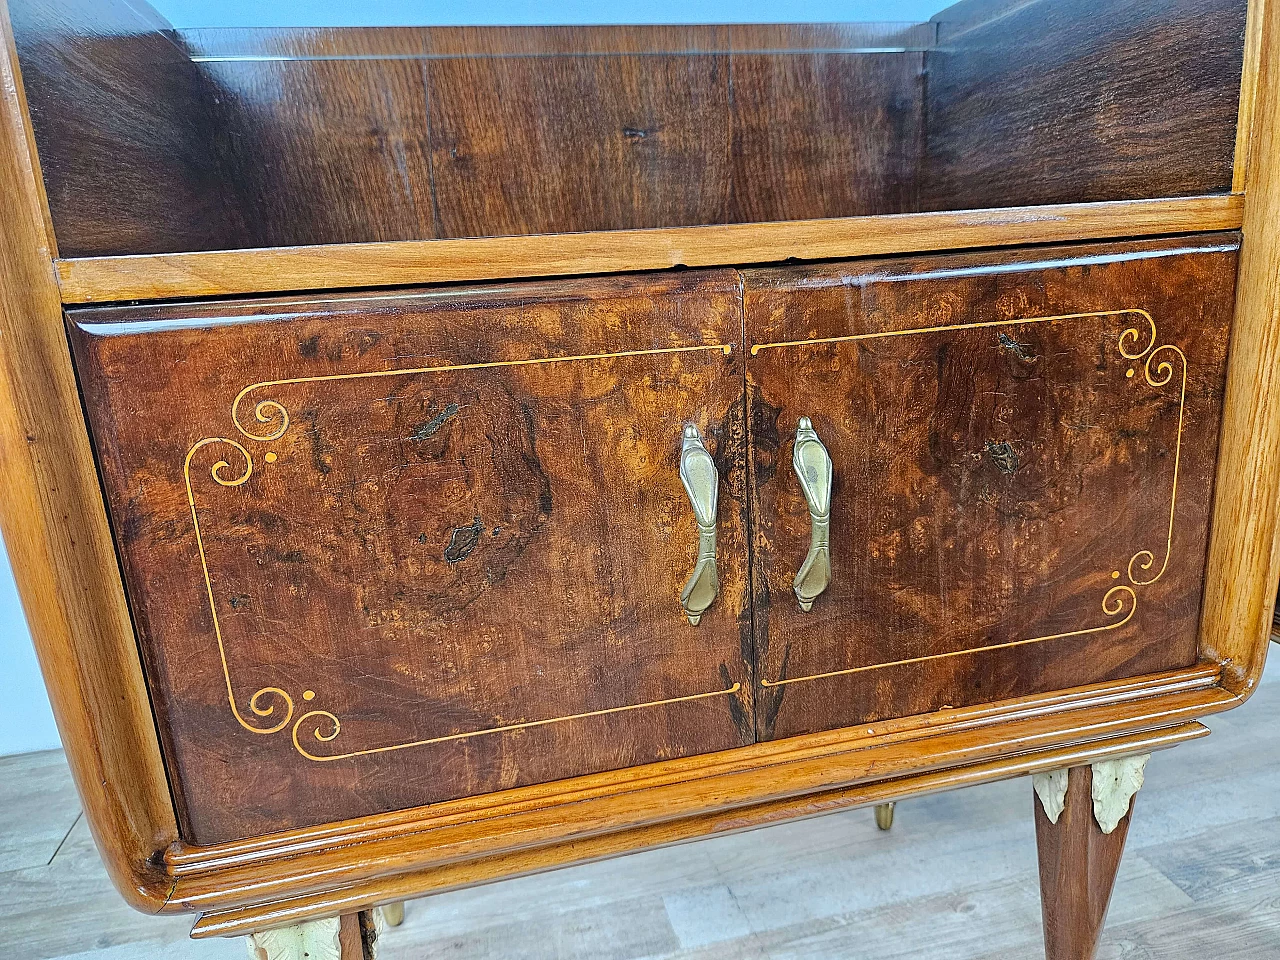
[69,271,753,843]
[744,236,1238,741]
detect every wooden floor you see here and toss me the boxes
[4,665,1280,959]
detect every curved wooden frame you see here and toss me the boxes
[0,0,1276,936]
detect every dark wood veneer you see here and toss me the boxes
[8,0,1248,257]
[922,0,1247,209]
[745,236,1238,740]
[70,270,754,843]
[67,235,1240,845]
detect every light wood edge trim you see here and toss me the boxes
[188,720,1209,938]
[165,663,1219,874]
[164,677,1234,916]
[54,195,1244,305]
[1202,0,1280,696]
[0,0,178,911]
[0,2,55,255]
[1235,0,1268,193]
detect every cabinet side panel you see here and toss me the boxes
[9,0,250,256]
[0,0,177,910]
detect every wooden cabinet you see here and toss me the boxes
[70,271,754,842]
[69,236,1240,844]
[4,0,1280,956]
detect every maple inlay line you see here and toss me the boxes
[759,589,1138,687]
[291,685,743,762]
[759,308,1188,690]
[749,308,1154,354]
[232,341,735,441]
[184,340,738,760]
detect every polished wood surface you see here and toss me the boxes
[746,237,1238,739]
[7,0,1248,257]
[53,195,1245,305]
[0,0,177,912]
[185,718,1208,937]
[1233,0,1268,191]
[1034,765,1134,960]
[71,271,753,844]
[210,57,439,249]
[422,52,735,237]
[922,0,1246,210]
[10,0,244,255]
[68,236,1239,843]
[0,0,1275,943]
[1201,0,1280,697]
[169,668,1227,930]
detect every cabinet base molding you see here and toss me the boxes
[189,719,1205,938]
[1034,762,1143,960]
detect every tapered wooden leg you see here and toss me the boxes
[1033,757,1147,960]
[378,901,405,927]
[246,910,382,960]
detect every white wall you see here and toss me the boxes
[0,536,61,755]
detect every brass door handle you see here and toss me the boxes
[679,423,720,625]
[793,417,832,611]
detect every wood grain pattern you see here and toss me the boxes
[53,194,1246,305]
[1233,0,1267,191]
[1034,765,1134,960]
[0,0,177,912]
[727,52,923,223]
[186,718,1210,936]
[8,0,1249,257]
[70,270,754,844]
[1201,0,1280,696]
[205,58,437,247]
[922,0,1247,210]
[10,0,248,255]
[179,23,937,59]
[426,54,732,238]
[0,0,1272,940]
[745,237,1238,740]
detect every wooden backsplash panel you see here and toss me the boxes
[922,0,1247,209]
[727,51,924,223]
[425,54,734,238]
[205,58,439,247]
[10,0,1247,256]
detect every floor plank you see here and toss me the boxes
[0,751,81,872]
[0,665,1277,959]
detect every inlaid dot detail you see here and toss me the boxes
[1112,571,1121,579]
[265,451,278,463]
[1126,369,1135,379]
[303,690,315,701]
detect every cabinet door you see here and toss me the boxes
[70,271,753,843]
[744,236,1237,741]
